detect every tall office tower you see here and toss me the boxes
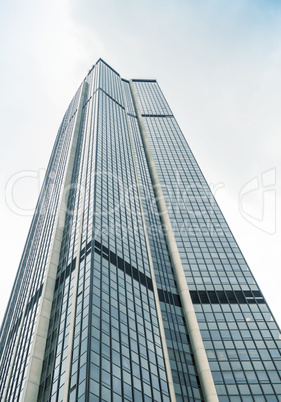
[0,59,280,402]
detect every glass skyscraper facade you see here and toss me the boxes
[0,59,281,402]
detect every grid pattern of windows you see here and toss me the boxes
[133,80,281,401]
[1,59,281,402]
[124,80,203,401]
[70,62,170,402]
[0,84,84,401]
[38,60,171,401]
[38,80,90,402]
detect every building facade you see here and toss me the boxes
[0,59,281,402]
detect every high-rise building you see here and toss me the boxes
[0,59,280,402]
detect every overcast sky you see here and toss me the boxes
[0,0,280,328]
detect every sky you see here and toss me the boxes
[0,0,280,328]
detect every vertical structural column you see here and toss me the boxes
[21,81,88,402]
[120,79,176,402]
[62,81,94,402]
[129,81,219,402]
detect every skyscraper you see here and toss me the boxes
[0,58,280,401]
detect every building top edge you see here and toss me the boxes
[87,58,121,77]
[97,58,121,76]
[86,59,158,84]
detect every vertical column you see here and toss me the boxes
[120,79,177,402]
[20,81,88,402]
[129,80,219,402]
[61,82,94,402]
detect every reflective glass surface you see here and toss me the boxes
[1,59,280,402]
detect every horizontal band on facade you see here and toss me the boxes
[98,88,125,110]
[157,289,182,307]
[132,79,157,83]
[141,114,174,118]
[54,258,77,291]
[190,290,265,305]
[158,289,265,306]
[93,240,154,292]
[81,241,266,308]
